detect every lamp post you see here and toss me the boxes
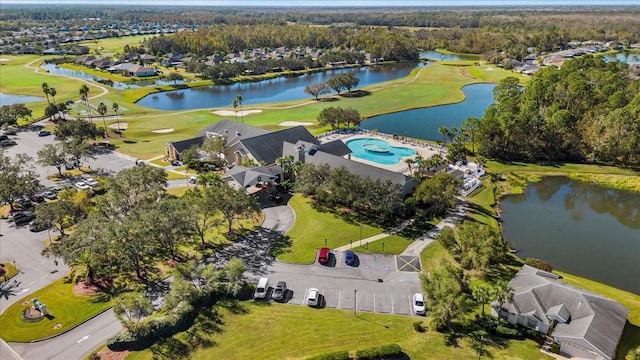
[382,242,385,254]
[324,238,327,248]
[359,223,363,246]
[353,290,357,317]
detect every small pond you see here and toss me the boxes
[602,52,640,64]
[360,83,496,141]
[500,176,640,294]
[40,63,182,89]
[419,50,480,61]
[0,92,45,106]
[136,62,421,110]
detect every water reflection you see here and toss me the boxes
[419,50,479,61]
[1,93,45,106]
[500,176,640,294]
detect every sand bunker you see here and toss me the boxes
[152,128,174,133]
[108,123,128,129]
[0,58,10,62]
[212,109,263,117]
[279,121,314,126]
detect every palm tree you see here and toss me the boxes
[79,84,92,121]
[404,158,413,173]
[494,280,514,326]
[41,82,51,104]
[235,93,244,124]
[462,117,480,154]
[97,102,108,137]
[472,284,494,317]
[447,127,458,143]
[68,250,95,284]
[112,102,121,136]
[232,97,239,122]
[438,126,448,145]
[48,87,58,120]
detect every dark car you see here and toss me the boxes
[29,220,51,232]
[16,196,33,209]
[0,135,9,141]
[345,251,355,266]
[272,281,287,302]
[31,193,45,203]
[2,128,18,135]
[37,130,52,137]
[12,211,35,226]
[0,139,17,147]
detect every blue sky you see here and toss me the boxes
[2,0,639,6]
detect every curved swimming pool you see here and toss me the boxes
[346,138,416,165]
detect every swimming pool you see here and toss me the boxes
[346,138,416,165]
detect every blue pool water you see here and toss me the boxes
[346,138,416,165]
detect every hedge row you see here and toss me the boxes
[355,343,402,359]
[307,350,350,360]
[106,301,195,351]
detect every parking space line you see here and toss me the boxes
[337,290,342,308]
[391,294,394,314]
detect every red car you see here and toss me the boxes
[318,247,330,265]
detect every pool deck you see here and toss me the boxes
[319,132,444,175]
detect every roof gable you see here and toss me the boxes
[241,126,318,165]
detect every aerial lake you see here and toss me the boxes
[360,83,496,141]
[419,50,480,61]
[135,62,421,111]
[500,176,640,294]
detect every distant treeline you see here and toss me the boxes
[1,6,639,56]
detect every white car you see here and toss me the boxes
[306,288,320,307]
[84,178,99,187]
[75,181,90,190]
[413,293,426,315]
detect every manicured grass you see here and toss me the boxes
[165,187,190,197]
[420,240,455,272]
[0,262,18,280]
[0,278,112,342]
[351,234,413,255]
[77,34,157,55]
[278,195,383,263]
[126,301,550,360]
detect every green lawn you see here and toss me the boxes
[0,278,112,342]
[126,301,550,360]
[0,262,18,280]
[77,34,157,55]
[278,195,383,263]
[351,234,413,255]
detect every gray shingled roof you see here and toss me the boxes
[168,136,205,153]
[505,265,628,360]
[198,119,269,145]
[241,126,318,165]
[318,140,352,157]
[223,164,280,188]
[282,141,411,188]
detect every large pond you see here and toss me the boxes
[419,50,480,61]
[500,176,640,294]
[360,83,495,141]
[136,62,421,110]
[40,64,181,89]
[0,92,45,106]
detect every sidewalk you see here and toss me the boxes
[333,200,469,256]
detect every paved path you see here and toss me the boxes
[333,200,469,257]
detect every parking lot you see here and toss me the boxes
[254,251,424,316]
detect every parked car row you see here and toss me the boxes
[253,277,291,304]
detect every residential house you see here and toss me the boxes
[492,265,628,360]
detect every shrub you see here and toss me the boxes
[495,325,521,339]
[413,321,425,332]
[355,343,402,359]
[88,352,101,360]
[551,342,561,354]
[524,258,554,272]
[307,350,350,360]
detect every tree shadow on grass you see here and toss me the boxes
[150,337,190,360]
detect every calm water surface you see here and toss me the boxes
[360,83,495,141]
[602,52,640,64]
[0,92,45,106]
[136,62,420,110]
[419,50,480,61]
[500,176,640,294]
[346,138,416,165]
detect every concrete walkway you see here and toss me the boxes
[333,200,469,256]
